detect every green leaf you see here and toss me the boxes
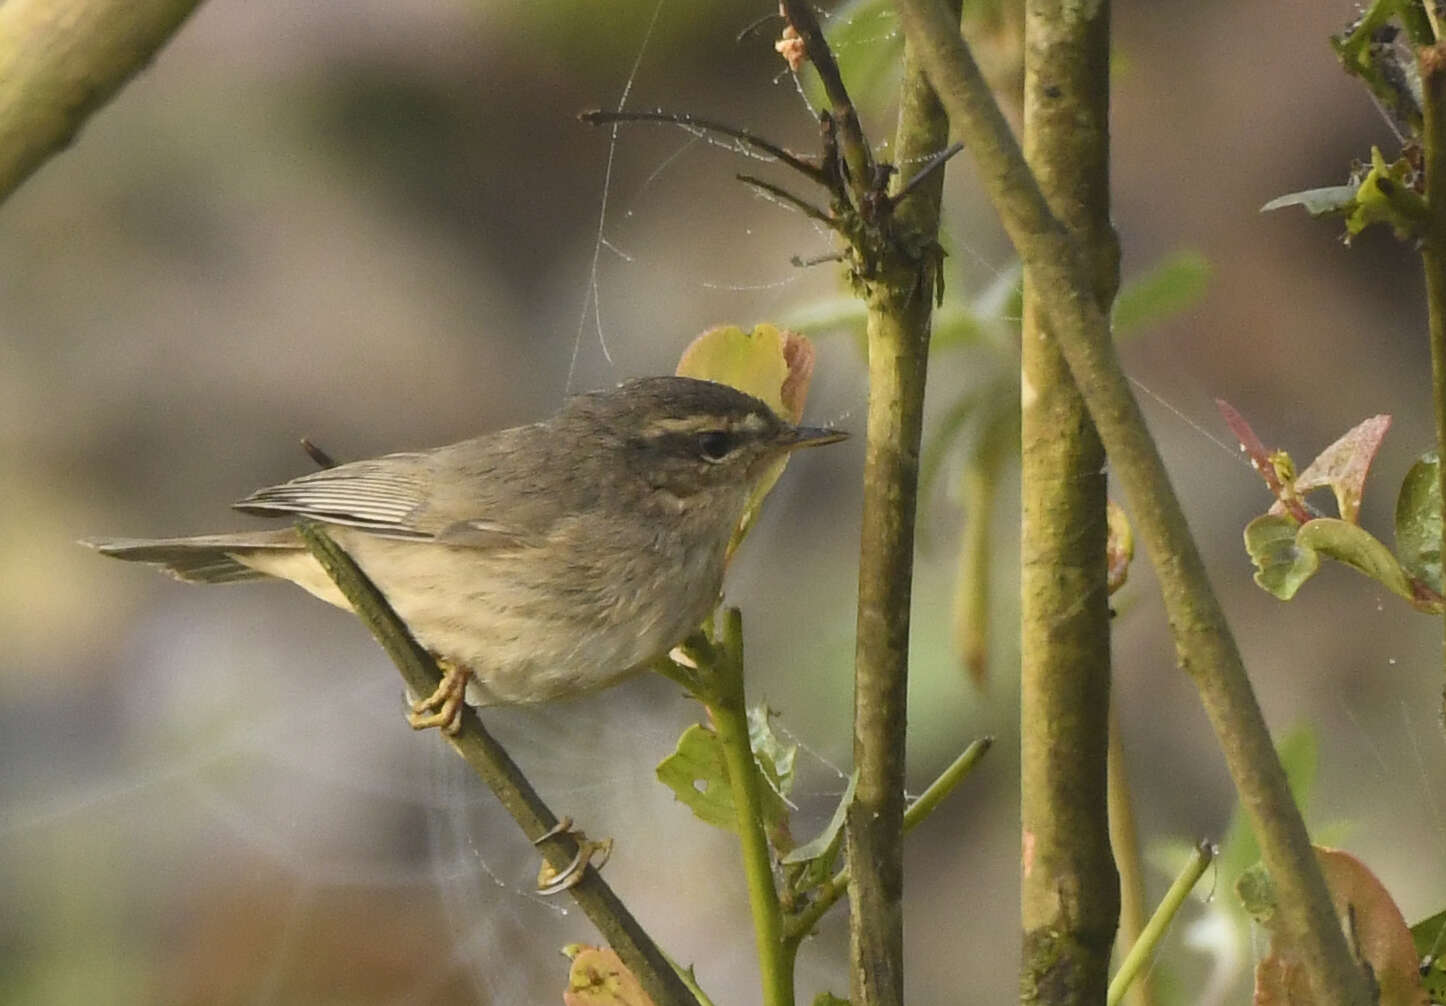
[782,770,857,874]
[656,723,736,832]
[1111,250,1211,336]
[1244,514,1415,603]
[748,705,798,805]
[1260,185,1359,217]
[1396,451,1442,594]
[1411,908,1446,1003]
[676,323,797,420]
[811,993,851,1006]
[675,324,819,556]
[1243,513,1319,600]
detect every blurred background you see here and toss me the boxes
[3,0,1443,1002]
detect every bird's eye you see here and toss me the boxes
[696,431,735,463]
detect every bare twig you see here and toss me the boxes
[579,108,827,185]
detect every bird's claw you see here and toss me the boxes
[534,817,613,895]
[406,661,472,735]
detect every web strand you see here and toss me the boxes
[568,0,669,393]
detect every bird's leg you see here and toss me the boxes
[407,658,472,735]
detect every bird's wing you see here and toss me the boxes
[233,450,543,548]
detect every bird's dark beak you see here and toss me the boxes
[786,425,849,450]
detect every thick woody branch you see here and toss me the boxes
[891,0,1372,1000]
[0,0,203,204]
[1017,0,1119,1000]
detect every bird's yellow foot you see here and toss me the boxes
[407,660,472,735]
[534,816,614,895]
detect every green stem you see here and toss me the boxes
[666,954,719,1006]
[891,1,1371,1000]
[1108,702,1154,1006]
[1420,42,1446,729]
[706,609,792,1006]
[783,737,992,945]
[296,523,698,1006]
[1106,840,1214,1006]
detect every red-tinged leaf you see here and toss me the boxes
[1276,414,1390,524]
[1241,847,1428,1006]
[1216,398,1274,477]
[1216,399,1310,523]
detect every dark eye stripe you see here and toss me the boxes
[696,431,735,462]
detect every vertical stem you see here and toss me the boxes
[1017,0,1119,1000]
[954,427,1002,687]
[708,611,792,1006]
[893,1,1373,1000]
[1108,703,1154,1006]
[1421,42,1446,724]
[845,5,958,1004]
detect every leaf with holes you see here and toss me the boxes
[656,723,735,832]
[563,946,657,1006]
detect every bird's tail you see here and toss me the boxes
[80,530,304,584]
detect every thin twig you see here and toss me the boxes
[778,0,875,194]
[299,438,338,470]
[737,174,838,225]
[890,141,964,208]
[783,737,992,945]
[579,109,827,185]
[1106,840,1214,1006]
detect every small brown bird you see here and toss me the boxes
[85,376,845,731]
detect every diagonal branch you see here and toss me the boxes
[0,0,204,205]
[296,523,698,1006]
[891,0,1372,1001]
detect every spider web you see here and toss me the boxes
[8,2,1446,1005]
